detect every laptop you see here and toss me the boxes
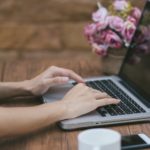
[43,0,150,130]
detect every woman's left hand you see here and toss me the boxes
[26,66,84,96]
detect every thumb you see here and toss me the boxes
[46,76,69,87]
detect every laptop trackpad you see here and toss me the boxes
[43,83,74,103]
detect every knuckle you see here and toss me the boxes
[101,92,107,96]
[102,92,107,95]
[70,70,75,74]
[89,94,94,99]
[86,91,93,96]
[53,77,61,83]
[68,69,73,73]
[42,80,46,86]
[57,77,62,82]
[77,83,84,87]
[84,86,90,91]
[50,66,57,70]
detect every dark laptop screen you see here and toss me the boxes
[120,1,150,102]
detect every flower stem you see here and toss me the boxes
[97,0,102,9]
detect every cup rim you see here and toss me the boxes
[78,128,121,146]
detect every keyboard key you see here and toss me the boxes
[97,108,107,117]
[85,79,146,116]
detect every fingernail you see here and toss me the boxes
[62,77,69,82]
[117,99,121,102]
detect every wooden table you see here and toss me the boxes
[0,52,150,150]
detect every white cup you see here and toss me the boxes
[78,128,121,150]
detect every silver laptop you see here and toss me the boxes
[43,1,150,130]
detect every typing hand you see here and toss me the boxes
[26,66,84,96]
[60,83,120,119]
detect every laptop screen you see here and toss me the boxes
[120,1,150,103]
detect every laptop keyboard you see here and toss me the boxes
[74,80,146,117]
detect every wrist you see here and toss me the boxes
[53,101,68,121]
[18,80,34,96]
[56,101,74,120]
[0,81,33,98]
[21,79,43,96]
[40,101,69,123]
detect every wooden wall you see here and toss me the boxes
[0,0,145,59]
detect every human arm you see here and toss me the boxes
[0,66,84,99]
[0,83,120,138]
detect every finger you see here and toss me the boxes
[91,89,111,96]
[63,70,84,83]
[46,77,69,87]
[89,88,110,98]
[96,98,120,107]
[50,67,84,83]
[93,92,110,99]
[72,83,88,93]
[90,88,106,94]
[63,69,84,83]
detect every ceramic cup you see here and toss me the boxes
[78,128,121,150]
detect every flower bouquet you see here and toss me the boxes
[84,0,142,74]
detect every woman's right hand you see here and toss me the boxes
[60,83,120,120]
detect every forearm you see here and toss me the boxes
[0,101,66,138]
[0,81,32,99]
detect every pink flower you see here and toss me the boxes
[127,16,137,25]
[96,20,108,31]
[92,7,108,22]
[92,30,106,45]
[113,0,129,11]
[92,43,108,56]
[131,7,141,21]
[108,16,124,32]
[84,23,96,36]
[84,23,97,43]
[122,21,136,45]
[104,30,122,48]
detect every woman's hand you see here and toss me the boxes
[27,66,84,96]
[60,83,120,120]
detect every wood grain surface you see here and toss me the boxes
[0,53,150,150]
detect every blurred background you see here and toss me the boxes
[0,0,144,60]
[0,0,97,60]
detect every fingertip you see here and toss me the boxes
[75,78,85,84]
[112,99,121,104]
[104,98,119,105]
[79,79,85,83]
[115,99,121,102]
[76,82,85,87]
